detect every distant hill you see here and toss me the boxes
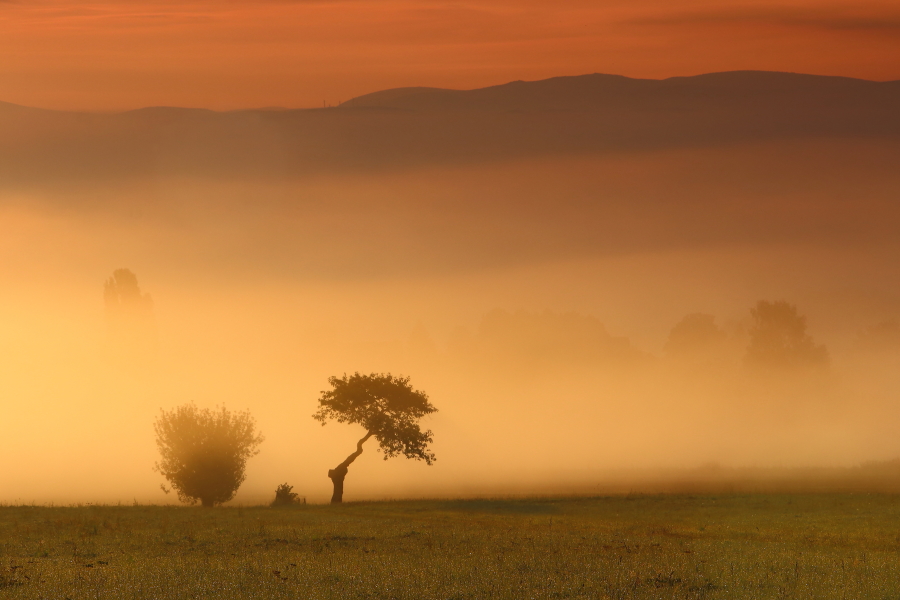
[343,71,900,113]
[2,71,899,187]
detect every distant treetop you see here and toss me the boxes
[745,300,828,369]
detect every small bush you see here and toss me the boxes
[271,483,305,506]
[154,404,264,507]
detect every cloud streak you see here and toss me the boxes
[630,7,900,34]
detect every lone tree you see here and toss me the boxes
[154,404,264,507]
[313,373,437,503]
[745,300,829,369]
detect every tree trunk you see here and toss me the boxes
[328,432,373,503]
[327,466,348,503]
[201,497,214,508]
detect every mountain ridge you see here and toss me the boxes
[3,70,899,115]
[2,70,899,188]
[338,71,900,115]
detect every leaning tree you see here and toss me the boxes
[154,404,264,507]
[313,373,437,503]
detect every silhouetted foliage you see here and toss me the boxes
[745,301,828,369]
[664,313,726,356]
[313,372,437,503]
[154,404,264,507]
[104,268,155,356]
[271,483,304,506]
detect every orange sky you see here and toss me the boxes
[1,0,899,110]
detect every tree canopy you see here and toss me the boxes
[745,300,828,368]
[313,372,437,465]
[154,404,264,507]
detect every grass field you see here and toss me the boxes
[2,494,899,599]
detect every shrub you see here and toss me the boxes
[271,483,305,506]
[154,404,264,507]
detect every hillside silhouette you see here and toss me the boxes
[2,71,899,187]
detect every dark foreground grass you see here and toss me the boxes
[2,494,900,599]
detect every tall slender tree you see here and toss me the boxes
[313,373,437,503]
[104,268,156,357]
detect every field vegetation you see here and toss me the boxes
[2,494,899,599]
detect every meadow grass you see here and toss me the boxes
[2,494,899,599]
